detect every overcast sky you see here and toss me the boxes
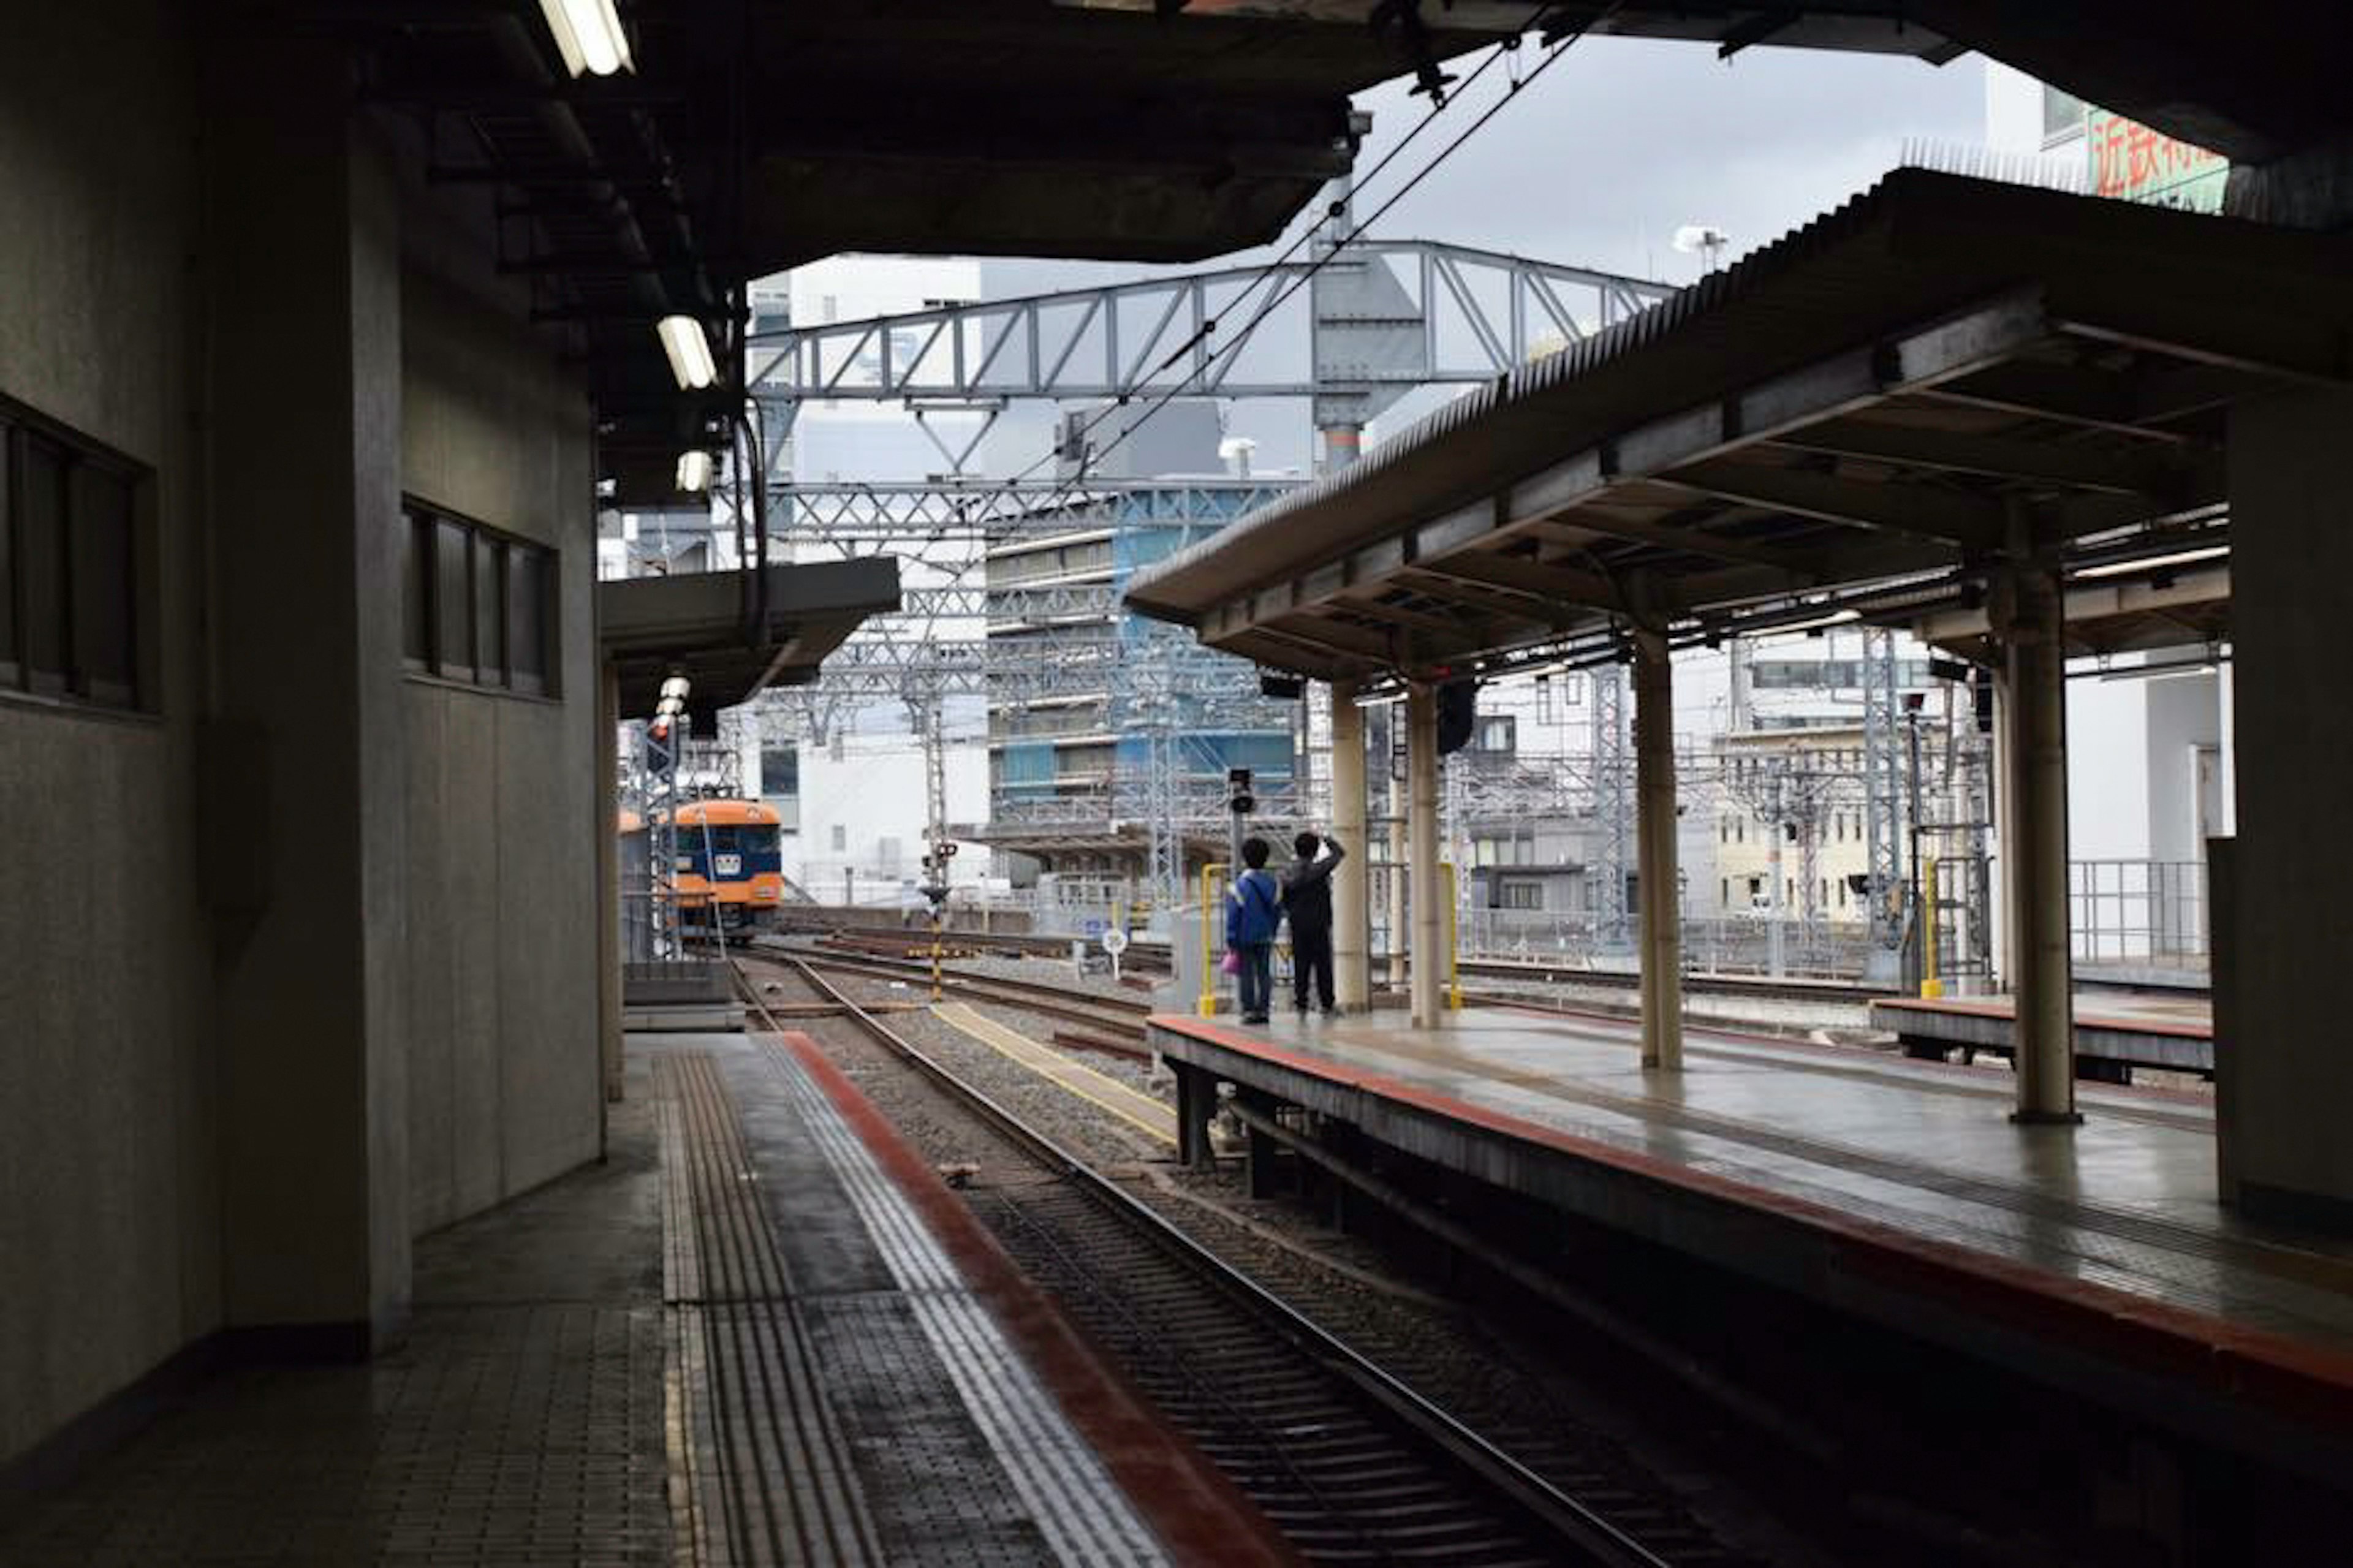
[1001,38,1984,291]
[947,37,1989,475]
[785,37,1991,482]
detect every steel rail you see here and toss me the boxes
[743,956,1676,1568]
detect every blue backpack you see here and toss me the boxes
[1227,869,1282,946]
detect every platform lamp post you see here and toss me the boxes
[654,671,691,958]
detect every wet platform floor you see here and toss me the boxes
[1148,1005,2353,1422]
[0,1033,1238,1567]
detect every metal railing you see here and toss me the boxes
[1447,906,1874,982]
[2069,858,2209,968]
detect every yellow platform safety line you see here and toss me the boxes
[931,1002,1176,1148]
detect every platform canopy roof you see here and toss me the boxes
[284,1,1512,504]
[1156,2,2353,167]
[1124,170,2353,681]
[599,556,900,721]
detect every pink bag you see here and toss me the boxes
[1219,949,1242,975]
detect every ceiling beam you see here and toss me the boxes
[1407,551,1621,609]
[1765,416,2194,496]
[1226,624,1358,676]
[1917,362,2197,443]
[1649,458,2003,550]
[1332,596,1486,638]
[1523,507,1827,574]
[1248,611,1396,661]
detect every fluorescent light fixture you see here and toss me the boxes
[1354,690,1409,708]
[1756,607,1860,636]
[2095,661,2221,684]
[655,315,717,390]
[538,0,632,77]
[675,449,713,494]
[2073,543,2229,580]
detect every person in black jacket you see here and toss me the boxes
[1280,831,1346,1016]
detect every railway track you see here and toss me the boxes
[736,955,1707,1568]
[774,915,1176,974]
[752,937,1154,1048]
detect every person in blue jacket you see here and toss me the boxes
[1224,836,1283,1025]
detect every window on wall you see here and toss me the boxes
[1499,879,1544,911]
[0,404,153,714]
[402,500,557,696]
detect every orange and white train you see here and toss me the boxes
[621,798,787,932]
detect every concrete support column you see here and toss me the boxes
[1174,1062,1216,1168]
[1406,681,1444,1029]
[1329,680,1371,1013]
[1319,422,1363,475]
[205,47,412,1344]
[2222,389,2353,1228]
[1999,556,2080,1125]
[597,664,624,1112]
[1632,631,1683,1071]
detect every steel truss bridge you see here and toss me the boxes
[722,224,1680,900]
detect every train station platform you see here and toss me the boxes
[0,1032,1279,1567]
[1871,991,2214,1078]
[1147,1004,2353,1485]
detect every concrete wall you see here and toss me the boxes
[2224,389,2353,1227]
[2066,680,2152,860]
[0,2,219,1464]
[2143,672,2222,866]
[0,10,608,1464]
[399,267,601,1233]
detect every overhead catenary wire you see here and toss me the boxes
[991,4,1618,509]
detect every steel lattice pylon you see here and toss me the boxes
[1588,663,1631,947]
[1860,626,1908,973]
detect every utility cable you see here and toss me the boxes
[996,2,1613,512]
[988,4,1560,500]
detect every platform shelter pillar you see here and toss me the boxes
[1996,545,2080,1125]
[1329,680,1373,1013]
[2220,387,2353,1229]
[1633,631,1684,1071]
[204,45,414,1344]
[1406,681,1445,1029]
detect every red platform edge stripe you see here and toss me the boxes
[1873,995,2213,1040]
[1152,1015,2353,1428]
[773,1030,1303,1568]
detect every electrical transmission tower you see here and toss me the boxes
[1723,751,1843,978]
[1860,627,1909,984]
[1588,663,1631,950]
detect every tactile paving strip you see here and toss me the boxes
[657,1051,885,1566]
[753,1037,1173,1568]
